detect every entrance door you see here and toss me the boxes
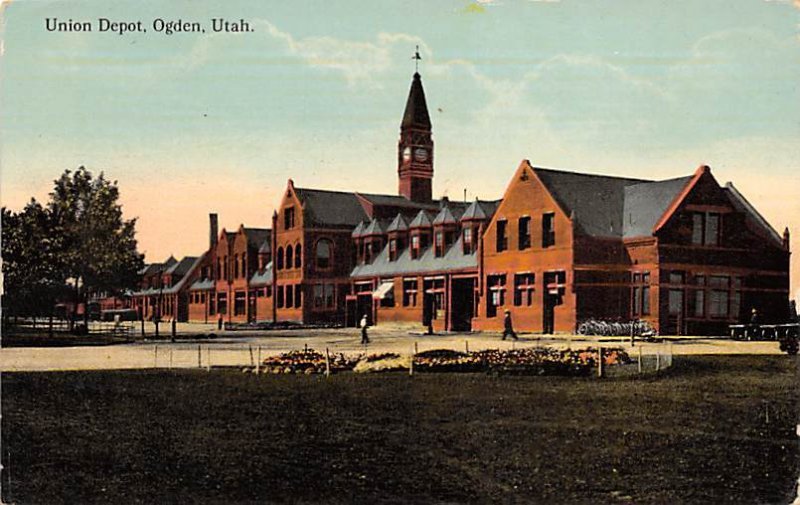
[450,278,475,332]
[543,294,556,334]
[356,294,372,325]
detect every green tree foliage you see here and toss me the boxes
[1,167,144,317]
[1,201,68,316]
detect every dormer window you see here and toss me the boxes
[411,235,421,259]
[463,227,474,254]
[389,238,398,261]
[434,230,445,257]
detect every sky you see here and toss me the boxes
[1,0,799,297]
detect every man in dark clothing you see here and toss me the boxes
[502,310,518,341]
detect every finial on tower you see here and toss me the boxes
[412,45,422,73]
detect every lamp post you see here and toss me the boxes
[155,265,164,338]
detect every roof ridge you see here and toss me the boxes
[533,166,651,183]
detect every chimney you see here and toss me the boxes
[783,227,790,250]
[209,213,219,250]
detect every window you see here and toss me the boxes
[294,284,302,308]
[286,283,294,308]
[424,279,446,319]
[542,213,555,248]
[668,271,684,316]
[284,207,295,230]
[631,272,651,316]
[277,285,284,308]
[518,217,531,250]
[325,284,335,308]
[234,291,246,316]
[496,221,508,252]
[403,279,418,307]
[276,247,284,270]
[487,275,507,318]
[389,238,398,262]
[708,276,729,317]
[435,230,445,257]
[514,273,535,306]
[286,245,293,270]
[217,292,227,315]
[294,244,302,269]
[694,275,705,317]
[234,255,240,278]
[463,227,474,254]
[316,239,332,269]
[411,234,421,259]
[692,212,721,246]
[216,258,221,279]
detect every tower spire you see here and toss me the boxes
[398,66,434,202]
[412,45,422,73]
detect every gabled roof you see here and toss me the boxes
[623,176,694,238]
[401,72,431,130]
[294,187,370,227]
[258,240,271,254]
[362,218,387,236]
[243,228,270,249]
[133,253,207,296]
[723,183,784,246]
[533,167,647,238]
[387,213,409,232]
[409,209,434,228]
[165,256,199,277]
[357,192,439,210]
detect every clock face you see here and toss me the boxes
[414,148,428,162]
[402,147,412,161]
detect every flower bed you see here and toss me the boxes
[253,347,631,376]
[260,349,359,375]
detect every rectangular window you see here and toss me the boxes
[463,227,473,254]
[234,255,240,278]
[705,213,720,246]
[514,273,535,306]
[435,230,445,257]
[708,275,729,317]
[286,284,294,308]
[389,238,398,262]
[313,284,324,308]
[692,213,704,245]
[631,272,651,316]
[294,284,302,308]
[284,207,295,230]
[518,216,531,250]
[668,290,683,316]
[496,221,508,252]
[542,213,555,248]
[487,275,507,318]
[324,284,335,309]
[217,292,228,315]
[276,286,284,309]
[403,279,418,307]
[411,235,421,259]
[234,291,246,316]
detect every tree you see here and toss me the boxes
[1,167,144,328]
[47,167,144,322]
[1,201,68,319]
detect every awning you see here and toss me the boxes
[372,281,395,300]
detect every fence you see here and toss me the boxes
[148,340,675,378]
[3,317,137,338]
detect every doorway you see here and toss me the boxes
[451,277,475,331]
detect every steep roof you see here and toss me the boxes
[387,214,409,232]
[358,192,438,211]
[723,183,784,246]
[294,187,369,227]
[533,167,647,238]
[363,218,387,236]
[351,236,476,278]
[401,72,431,130]
[433,206,460,225]
[243,228,270,249]
[461,199,501,221]
[165,256,199,277]
[351,221,366,238]
[258,240,271,254]
[249,261,274,287]
[409,209,434,228]
[623,176,693,238]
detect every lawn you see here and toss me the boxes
[2,356,798,504]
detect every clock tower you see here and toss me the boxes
[398,72,434,202]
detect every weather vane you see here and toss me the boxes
[412,45,421,72]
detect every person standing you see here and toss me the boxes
[360,314,370,344]
[502,310,518,341]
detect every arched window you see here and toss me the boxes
[316,239,332,269]
[276,247,284,270]
[286,245,293,270]
[295,244,302,269]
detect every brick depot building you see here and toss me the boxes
[138,71,791,335]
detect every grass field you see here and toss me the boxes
[2,355,798,504]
